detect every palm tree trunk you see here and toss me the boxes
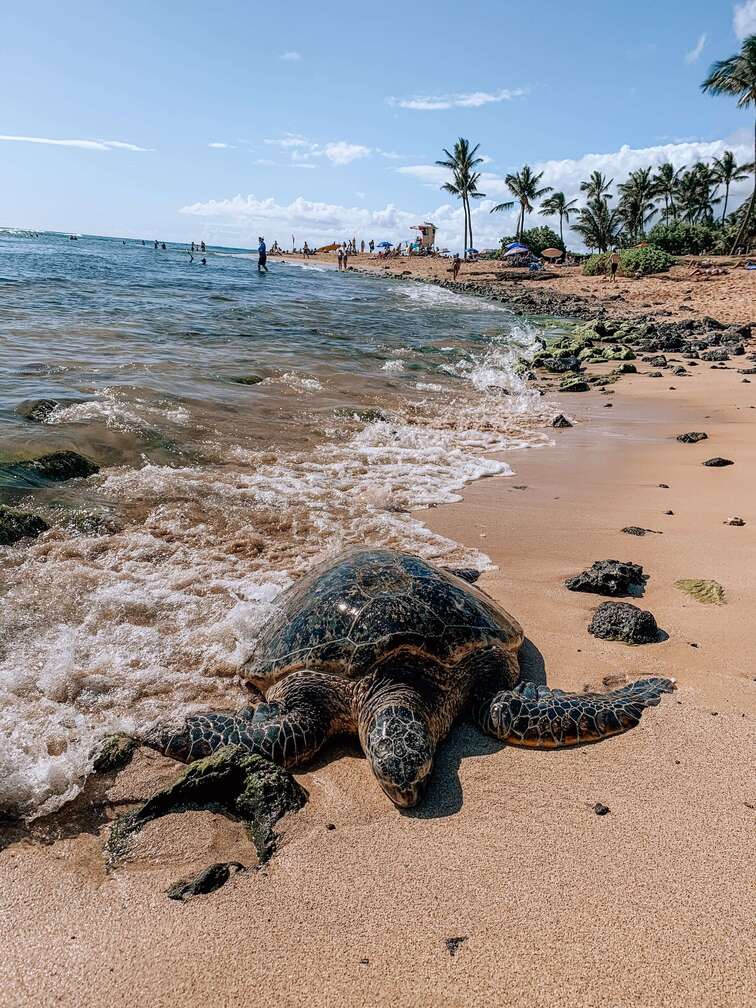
[721,183,730,223]
[468,198,474,254]
[462,195,470,259]
[730,117,756,254]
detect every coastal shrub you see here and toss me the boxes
[646,222,720,256]
[583,253,611,275]
[619,245,674,276]
[582,246,674,277]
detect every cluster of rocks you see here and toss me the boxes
[0,450,99,546]
[564,559,662,645]
[526,315,753,392]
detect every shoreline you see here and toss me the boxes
[351,252,756,325]
[2,277,755,1006]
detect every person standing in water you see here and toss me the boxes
[337,246,344,270]
[342,242,349,270]
[257,236,268,273]
[451,253,461,280]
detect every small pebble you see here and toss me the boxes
[445,937,468,957]
[665,510,674,515]
[724,517,745,526]
[659,483,669,488]
[593,803,610,816]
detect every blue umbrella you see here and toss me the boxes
[505,241,528,251]
[465,248,479,254]
[377,241,393,248]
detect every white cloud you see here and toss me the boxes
[322,141,371,165]
[398,164,449,186]
[208,142,236,149]
[254,158,316,169]
[387,88,526,111]
[734,0,756,38]
[281,51,302,61]
[0,134,151,151]
[265,133,371,166]
[685,33,707,63]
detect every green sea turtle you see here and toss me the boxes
[145,548,674,807]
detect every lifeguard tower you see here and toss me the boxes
[411,222,437,250]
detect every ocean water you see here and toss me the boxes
[0,231,554,818]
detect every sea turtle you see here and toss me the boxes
[145,548,674,807]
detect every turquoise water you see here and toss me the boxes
[0,230,551,817]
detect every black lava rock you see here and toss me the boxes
[565,560,647,597]
[647,355,667,367]
[622,526,661,536]
[738,367,756,375]
[18,451,99,481]
[724,517,746,526]
[676,432,708,444]
[588,601,660,644]
[15,398,83,422]
[166,862,246,902]
[593,803,611,816]
[560,379,590,392]
[615,363,637,374]
[0,505,50,546]
[701,349,729,362]
[552,414,573,428]
[702,457,734,467]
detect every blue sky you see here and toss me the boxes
[1,0,754,249]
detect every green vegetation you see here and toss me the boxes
[702,34,756,252]
[436,36,756,257]
[583,246,674,276]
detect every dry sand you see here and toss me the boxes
[354,253,756,325]
[2,344,755,1007]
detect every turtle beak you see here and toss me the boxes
[374,755,433,808]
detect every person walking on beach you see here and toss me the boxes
[337,246,344,270]
[369,239,374,254]
[342,243,349,270]
[257,236,268,273]
[608,249,620,282]
[452,252,461,280]
[303,241,310,259]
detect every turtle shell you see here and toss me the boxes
[246,548,523,683]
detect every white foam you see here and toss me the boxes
[381,360,405,373]
[45,388,192,431]
[0,316,552,819]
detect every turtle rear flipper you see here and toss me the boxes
[474,677,675,748]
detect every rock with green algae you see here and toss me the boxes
[106,745,308,866]
[0,505,49,546]
[92,734,139,773]
[674,579,726,605]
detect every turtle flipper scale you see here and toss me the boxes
[474,677,675,748]
[143,672,355,768]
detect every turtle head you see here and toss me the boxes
[363,705,434,808]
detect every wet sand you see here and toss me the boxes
[353,253,756,325]
[2,351,755,1006]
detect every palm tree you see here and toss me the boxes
[437,138,485,258]
[617,168,657,242]
[674,164,721,222]
[539,191,577,241]
[580,171,614,203]
[490,165,552,238]
[702,35,756,251]
[712,149,753,221]
[572,198,623,253]
[653,162,685,221]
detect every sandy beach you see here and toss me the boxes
[2,286,754,1007]
[353,253,756,326]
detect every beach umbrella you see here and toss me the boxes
[377,241,393,248]
[465,248,479,254]
[504,241,528,251]
[502,246,530,257]
[542,248,563,260]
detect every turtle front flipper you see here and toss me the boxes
[473,677,675,748]
[143,672,355,768]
